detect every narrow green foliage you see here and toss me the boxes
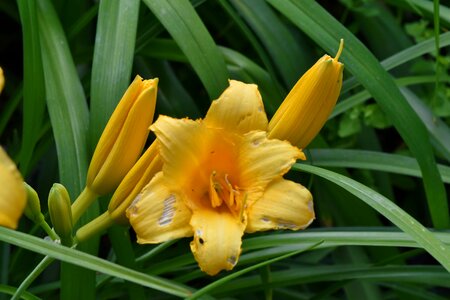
[143,0,229,99]
[293,164,450,271]
[90,0,140,145]
[16,0,46,176]
[268,0,449,229]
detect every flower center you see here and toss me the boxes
[208,171,243,216]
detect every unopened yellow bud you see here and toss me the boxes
[87,75,158,196]
[75,142,162,242]
[108,141,163,224]
[0,147,26,229]
[0,67,4,94]
[23,183,45,224]
[268,39,344,149]
[48,183,73,246]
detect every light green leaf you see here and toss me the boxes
[90,0,140,144]
[0,227,192,298]
[293,164,450,271]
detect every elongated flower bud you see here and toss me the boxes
[268,39,344,149]
[75,143,162,242]
[108,141,163,224]
[23,183,45,224]
[0,147,26,229]
[48,183,73,245]
[87,75,158,196]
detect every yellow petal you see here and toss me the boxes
[239,131,304,206]
[190,208,246,276]
[246,178,314,233]
[150,116,208,191]
[205,80,268,134]
[127,172,192,243]
[268,40,344,148]
[0,147,26,229]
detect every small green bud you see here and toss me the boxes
[23,183,45,224]
[48,183,73,246]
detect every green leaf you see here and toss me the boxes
[229,0,308,87]
[0,227,192,298]
[36,0,98,298]
[308,149,450,183]
[90,0,140,145]
[400,88,450,161]
[293,164,450,271]
[37,0,89,196]
[187,242,322,299]
[243,228,450,251]
[343,31,450,93]
[17,0,46,176]
[268,0,449,229]
[216,265,450,296]
[143,0,228,99]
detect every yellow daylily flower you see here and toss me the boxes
[268,39,344,149]
[72,75,158,223]
[127,80,314,276]
[0,147,26,229]
[0,67,4,94]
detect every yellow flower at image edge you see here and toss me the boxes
[0,147,26,229]
[127,80,314,275]
[0,66,4,94]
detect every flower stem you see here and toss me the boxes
[75,212,114,243]
[38,219,59,241]
[71,186,98,225]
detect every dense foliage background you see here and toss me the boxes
[0,0,449,299]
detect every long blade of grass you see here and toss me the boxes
[37,0,89,196]
[137,38,283,112]
[17,0,46,176]
[187,242,322,299]
[292,164,450,271]
[229,0,308,87]
[332,75,450,119]
[143,0,228,99]
[0,284,40,300]
[243,228,450,251]
[268,0,449,229]
[343,31,450,94]
[36,0,97,298]
[217,265,450,296]
[308,149,450,183]
[90,0,140,144]
[385,0,450,27]
[0,227,192,298]
[400,87,450,161]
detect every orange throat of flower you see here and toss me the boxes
[182,129,247,221]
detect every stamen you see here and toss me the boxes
[209,172,222,207]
